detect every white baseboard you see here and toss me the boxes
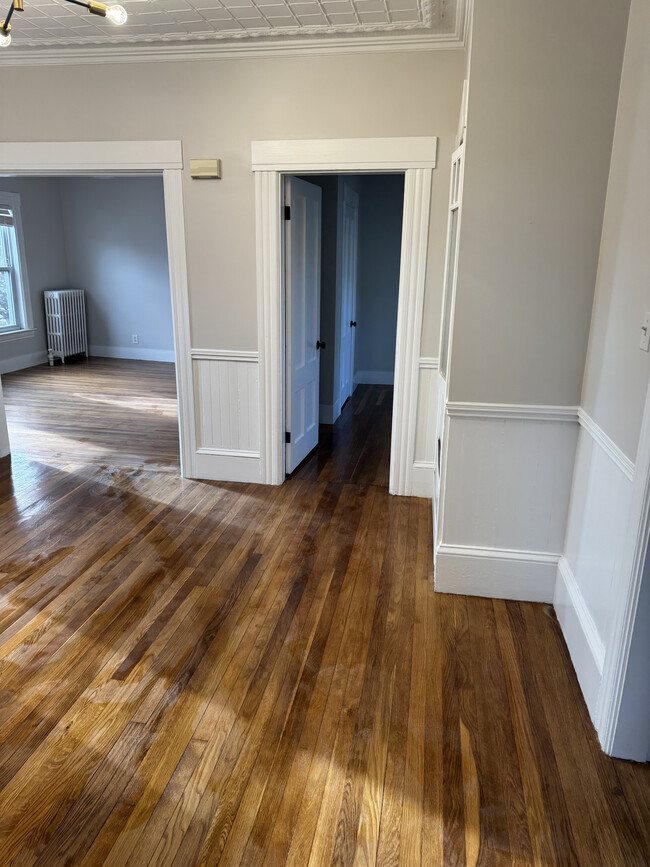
[410,461,434,498]
[554,556,605,717]
[354,370,394,386]
[319,400,341,425]
[435,544,560,602]
[193,448,261,483]
[89,345,176,363]
[0,350,48,375]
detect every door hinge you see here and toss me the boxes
[284,205,291,220]
[285,431,291,443]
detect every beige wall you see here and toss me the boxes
[448,0,630,405]
[1,50,466,357]
[581,0,650,460]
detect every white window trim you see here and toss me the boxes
[0,190,34,342]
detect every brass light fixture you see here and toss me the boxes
[0,0,127,46]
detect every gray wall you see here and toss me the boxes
[0,178,68,374]
[448,0,630,406]
[59,177,173,360]
[355,174,404,380]
[0,50,466,359]
[0,176,173,369]
[580,0,650,460]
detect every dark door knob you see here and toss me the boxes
[350,320,357,327]
[316,340,326,350]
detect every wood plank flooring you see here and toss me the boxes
[0,361,648,866]
[3,357,180,473]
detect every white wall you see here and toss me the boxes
[555,0,650,759]
[0,178,68,374]
[59,177,173,362]
[354,174,404,385]
[435,0,630,601]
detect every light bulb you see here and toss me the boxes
[0,29,11,47]
[105,4,127,24]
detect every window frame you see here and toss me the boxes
[0,190,34,342]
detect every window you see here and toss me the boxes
[0,192,32,338]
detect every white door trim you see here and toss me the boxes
[0,140,195,478]
[251,136,438,173]
[595,373,650,755]
[253,137,436,493]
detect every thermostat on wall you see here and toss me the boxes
[190,159,222,179]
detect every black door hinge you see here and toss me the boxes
[284,205,291,220]
[285,431,291,443]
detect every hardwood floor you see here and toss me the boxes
[0,364,648,865]
[2,357,180,473]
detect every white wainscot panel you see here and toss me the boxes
[442,413,578,551]
[556,425,634,715]
[411,358,439,498]
[191,350,261,483]
[436,410,579,602]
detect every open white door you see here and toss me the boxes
[338,181,359,407]
[285,176,322,473]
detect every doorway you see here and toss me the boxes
[253,136,437,495]
[0,140,194,478]
[283,173,405,479]
[0,173,181,473]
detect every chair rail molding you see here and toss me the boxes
[253,137,436,495]
[446,402,580,422]
[578,408,635,481]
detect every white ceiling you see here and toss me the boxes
[5,0,462,48]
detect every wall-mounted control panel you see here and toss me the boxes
[190,159,222,179]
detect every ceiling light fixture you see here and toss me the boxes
[0,0,127,47]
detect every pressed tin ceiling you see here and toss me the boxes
[3,0,463,49]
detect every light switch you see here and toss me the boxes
[640,313,650,352]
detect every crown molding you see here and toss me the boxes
[0,9,467,67]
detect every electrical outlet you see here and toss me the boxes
[132,334,139,345]
[640,314,650,353]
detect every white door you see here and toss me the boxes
[285,176,322,473]
[338,181,359,407]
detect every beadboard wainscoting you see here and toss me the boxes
[435,403,580,601]
[411,357,439,498]
[556,411,635,718]
[191,349,261,483]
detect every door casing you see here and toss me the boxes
[0,140,195,478]
[253,137,438,495]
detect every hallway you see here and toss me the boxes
[0,366,647,865]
